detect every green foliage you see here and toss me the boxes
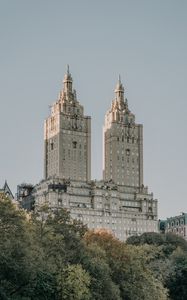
[0,194,34,299]
[0,195,88,299]
[0,195,186,300]
[84,230,168,300]
[59,264,91,300]
[127,232,167,247]
[127,231,187,299]
[165,248,187,300]
[127,231,187,253]
[82,242,121,300]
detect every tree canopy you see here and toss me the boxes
[0,194,187,299]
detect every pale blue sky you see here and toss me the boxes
[0,0,187,219]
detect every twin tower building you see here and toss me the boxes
[44,67,142,186]
[34,67,158,241]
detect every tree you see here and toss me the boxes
[165,247,187,300]
[127,232,187,254]
[0,194,37,298]
[82,242,121,300]
[84,230,168,300]
[127,232,187,300]
[126,232,165,246]
[59,264,91,300]
[30,206,90,299]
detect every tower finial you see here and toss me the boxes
[67,64,70,75]
[63,64,72,83]
[115,74,124,94]
[119,74,121,84]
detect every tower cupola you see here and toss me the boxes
[115,75,124,101]
[63,65,73,93]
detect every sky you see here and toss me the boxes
[0,0,187,219]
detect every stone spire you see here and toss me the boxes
[63,64,73,93]
[56,67,81,113]
[115,75,124,102]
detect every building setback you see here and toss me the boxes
[22,68,158,241]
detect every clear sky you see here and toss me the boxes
[0,0,186,219]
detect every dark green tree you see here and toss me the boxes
[0,194,53,299]
[166,248,187,300]
[84,230,168,300]
[127,232,187,299]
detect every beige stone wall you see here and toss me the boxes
[58,116,91,181]
[104,123,143,186]
[103,80,143,187]
[34,179,158,242]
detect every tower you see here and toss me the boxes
[44,67,91,181]
[103,77,143,186]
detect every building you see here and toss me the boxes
[103,77,143,186]
[44,66,91,182]
[159,213,187,240]
[16,183,34,211]
[19,68,158,241]
[0,180,14,200]
[33,178,157,240]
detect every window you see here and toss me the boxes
[58,199,62,206]
[50,142,54,150]
[73,141,77,149]
[126,149,130,156]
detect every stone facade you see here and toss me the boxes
[159,213,187,241]
[34,178,158,241]
[44,66,91,182]
[103,78,143,186]
[16,183,34,211]
[30,69,158,241]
